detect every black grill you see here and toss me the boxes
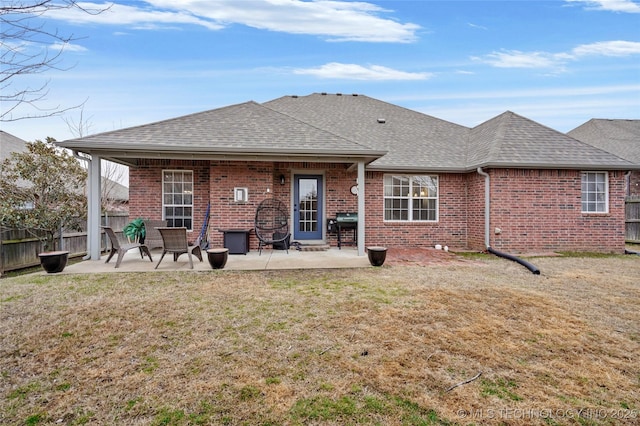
[336,212,357,223]
[334,212,357,249]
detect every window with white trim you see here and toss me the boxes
[581,171,608,213]
[384,175,438,221]
[162,170,194,229]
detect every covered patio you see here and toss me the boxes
[57,100,388,266]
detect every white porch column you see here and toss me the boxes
[357,161,365,256]
[88,154,102,260]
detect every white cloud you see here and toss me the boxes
[571,40,640,56]
[472,50,560,68]
[293,62,432,80]
[46,1,420,43]
[51,42,88,52]
[474,40,640,69]
[467,22,488,30]
[565,0,640,13]
[395,84,640,101]
[47,2,224,30]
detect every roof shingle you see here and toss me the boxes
[57,93,637,171]
[265,93,469,170]
[568,119,640,165]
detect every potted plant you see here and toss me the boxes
[123,218,146,243]
[0,138,87,273]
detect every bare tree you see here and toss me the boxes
[63,104,94,137]
[64,106,128,212]
[1,1,105,121]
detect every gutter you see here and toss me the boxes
[57,144,388,158]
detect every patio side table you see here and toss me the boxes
[218,229,252,254]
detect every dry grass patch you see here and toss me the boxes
[1,254,639,425]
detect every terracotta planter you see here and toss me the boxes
[207,248,229,269]
[39,251,69,273]
[367,246,387,267]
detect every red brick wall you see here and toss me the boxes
[129,160,627,254]
[363,172,469,250]
[467,172,487,251]
[487,169,626,253]
[129,160,210,243]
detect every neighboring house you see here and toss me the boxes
[0,131,30,189]
[58,93,638,260]
[101,178,129,212]
[568,119,640,197]
[1,130,28,161]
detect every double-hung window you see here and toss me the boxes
[162,170,194,229]
[384,175,438,221]
[581,171,608,213]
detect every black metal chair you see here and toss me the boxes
[254,198,291,255]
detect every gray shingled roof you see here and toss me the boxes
[468,111,633,169]
[568,119,640,165]
[58,93,637,171]
[265,93,470,171]
[59,101,385,166]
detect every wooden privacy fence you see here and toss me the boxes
[0,213,130,275]
[627,197,640,244]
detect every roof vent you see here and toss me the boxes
[291,95,298,98]
[321,92,327,96]
[377,118,386,124]
[352,93,358,96]
[336,93,342,96]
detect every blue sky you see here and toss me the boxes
[3,0,640,144]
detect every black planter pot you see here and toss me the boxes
[367,246,387,267]
[207,248,229,269]
[39,251,69,273]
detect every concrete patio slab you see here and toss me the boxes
[58,246,372,274]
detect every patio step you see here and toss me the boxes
[298,244,330,252]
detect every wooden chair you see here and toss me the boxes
[102,226,153,268]
[154,227,203,269]
[142,219,167,250]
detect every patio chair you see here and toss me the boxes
[142,219,167,250]
[255,198,291,255]
[154,227,203,269]
[102,226,153,268]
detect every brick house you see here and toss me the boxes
[568,119,640,197]
[58,93,637,260]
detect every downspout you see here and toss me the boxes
[73,151,93,260]
[476,167,490,249]
[477,167,540,275]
